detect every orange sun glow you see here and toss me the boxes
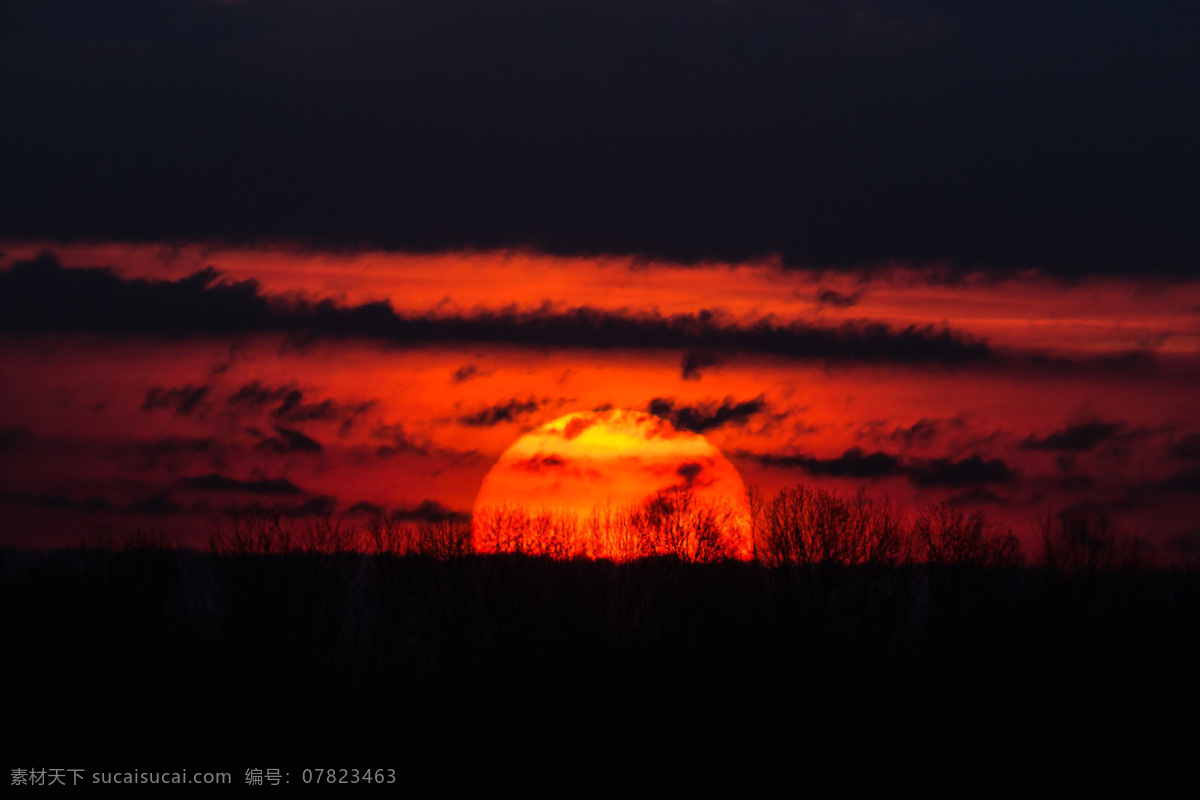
[472,408,753,560]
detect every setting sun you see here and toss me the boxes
[472,408,753,560]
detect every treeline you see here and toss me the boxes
[210,484,1150,571]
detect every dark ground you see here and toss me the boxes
[5,545,1198,775]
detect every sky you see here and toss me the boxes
[2,1,1198,559]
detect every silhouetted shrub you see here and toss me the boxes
[914,504,1023,569]
[756,486,912,567]
[473,503,565,556]
[1039,510,1150,573]
[629,487,743,562]
[363,514,472,559]
[209,508,294,556]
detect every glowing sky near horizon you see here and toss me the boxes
[0,243,1198,560]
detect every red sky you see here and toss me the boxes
[2,242,1198,560]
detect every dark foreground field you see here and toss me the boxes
[5,528,1199,772]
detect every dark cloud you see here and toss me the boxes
[216,495,339,519]
[1155,468,1200,494]
[273,389,372,426]
[1168,433,1200,460]
[514,455,569,473]
[1,256,1026,369]
[1168,529,1200,558]
[1060,474,1097,493]
[5,490,184,516]
[509,454,600,481]
[142,384,210,416]
[135,436,224,472]
[458,397,550,427]
[947,487,1005,507]
[4,2,1198,278]
[743,447,1017,488]
[227,381,374,433]
[676,461,705,486]
[1,256,272,337]
[346,501,385,517]
[180,473,303,495]
[287,495,338,518]
[744,448,903,479]
[228,381,293,410]
[0,487,184,515]
[388,500,469,524]
[0,426,33,455]
[452,365,484,383]
[218,495,339,519]
[563,417,598,440]
[255,426,323,455]
[126,491,185,516]
[1022,421,1123,452]
[681,352,722,380]
[888,417,968,450]
[371,424,427,458]
[2,492,116,514]
[646,395,768,433]
[276,388,338,422]
[909,455,1018,489]
[816,288,863,310]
